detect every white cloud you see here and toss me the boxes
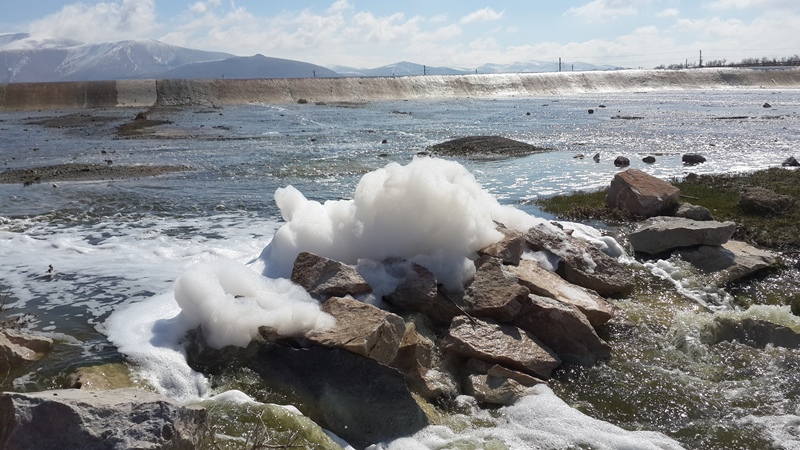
[656,8,680,18]
[459,8,504,25]
[565,0,640,21]
[28,0,158,42]
[703,0,765,9]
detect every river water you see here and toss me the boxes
[2,89,800,449]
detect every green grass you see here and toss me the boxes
[535,168,800,250]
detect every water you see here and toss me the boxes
[2,89,800,449]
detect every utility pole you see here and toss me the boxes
[559,57,562,72]
[423,65,426,75]
[699,50,703,68]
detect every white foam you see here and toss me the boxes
[260,157,544,289]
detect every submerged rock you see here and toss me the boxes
[708,317,800,349]
[0,388,206,450]
[628,217,736,255]
[0,330,51,373]
[606,168,680,218]
[428,136,550,159]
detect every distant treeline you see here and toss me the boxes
[655,54,800,70]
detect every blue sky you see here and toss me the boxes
[1,0,798,69]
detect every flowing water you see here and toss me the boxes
[2,88,800,449]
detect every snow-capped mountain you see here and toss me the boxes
[329,61,470,77]
[331,60,623,77]
[474,60,622,74]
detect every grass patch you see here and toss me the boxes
[535,168,800,250]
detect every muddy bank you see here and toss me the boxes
[0,163,192,185]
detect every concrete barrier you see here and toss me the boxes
[2,67,799,111]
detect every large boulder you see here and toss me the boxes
[525,223,634,297]
[384,262,462,325]
[428,136,550,159]
[605,169,680,217]
[505,259,615,328]
[0,330,52,373]
[627,217,736,255]
[441,316,561,379]
[460,256,529,322]
[0,388,207,450]
[249,343,429,449]
[512,294,611,366]
[738,186,795,216]
[682,154,707,165]
[305,296,405,365]
[677,240,779,283]
[291,251,372,298]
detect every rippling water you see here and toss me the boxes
[2,89,800,449]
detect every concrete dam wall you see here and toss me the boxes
[2,67,800,111]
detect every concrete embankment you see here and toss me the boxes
[2,67,800,111]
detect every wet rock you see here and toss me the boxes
[677,240,779,283]
[505,259,614,328]
[739,186,795,216]
[249,343,428,449]
[782,156,800,167]
[642,155,656,164]
[384,262,462,325]
[464,373,530,406]
[428,136,550,159]
[588,109,595,114]
[0,330,52,373]
[305,296,405,365]
[709,317,800,349]
[525,223,634,297]
[67,363,135,390]
[628,217,736,255]
[613,156,630,167]
[675,202,713,221]
[441,316,561,379]
[763,102,772,108]
[606,169,680,218]
[682,153,707,165]
[592,153,600,162]
[0,388,207,450]
[512,294,611,366]
[478,225,524,265]
[461,255,529,322]
[391,323,458,400]
[291,251,372,298]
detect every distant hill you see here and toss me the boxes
[329,61,470,77]
[330,60,623,77]
[158,54,339,79]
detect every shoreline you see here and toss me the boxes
[0,163,192,185]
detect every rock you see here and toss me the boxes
[478,225,524,265]
[682,153,707,165]
[291,251,372,298]
[512,294,611,366]
[305,296,405,365]
[592,153,600,162]
[739,186,795,216]
[675,202,713,221]
[249,343,428,449]
[0,330,52,373]
[677,240,778,283]
[525,223,634,297]
[627,217,736,255]
[391,323,458,400]
[588,109,595,114]
[441,316,561,379]
[464,373,530,406]
[505,259,614,328]
[763,102,772,108]
[613,156,630,167]
[642,155,656,164]
[428,136,550,159]
[708,317,800,349]
[460,256,529,322]
[606,169,680,217]
[0,388,207,450]
[67,363,135,390]
[384,262,462,325]
[782,156,800,167]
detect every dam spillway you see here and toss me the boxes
[1,67,800,111]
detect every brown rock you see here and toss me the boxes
[739,186,795,216]
[525,224,634,297]
[385,263,462,325]
[605,169,680,217]
[0,330,52,373]
[391,323,459,400]
[290,251,372,298]
[677,240,779,284]
[305,296,405,365]
[462,256,528,322]
[67,363,135,390]
[505,259,614,328]
[464,373,530,405]
[513,294,611,366]
[478,225,524,265]
[441,316,561,379]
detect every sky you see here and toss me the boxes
[1,0,798,69]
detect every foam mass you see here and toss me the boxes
[260,157,543,288]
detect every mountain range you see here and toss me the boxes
[0,33,622,83]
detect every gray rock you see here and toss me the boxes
[739,186,795,216]
[441,316,561,379]
[0,388,206,450]
[305,296,405,365]
[464,373,531,406]
[505,259,615,328]
[0,330,52,373]
[249,343,429,449]
[606,169,680,217]
[642,155,656,164]
[391,322,459,400]
[291,251,372,298]
[682,153,707,165]
[384,262,462,325]
[627,217,736,254]
[512,294,611,366]
[613,156,630,167]
[428,136,550,159]
[782,156,800,167]
[461,256,528,322]
[478,225,524,265]
[677,240,779,283]
[707,317,800,349]
[675,202,713,221]
[525,223,634,297]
